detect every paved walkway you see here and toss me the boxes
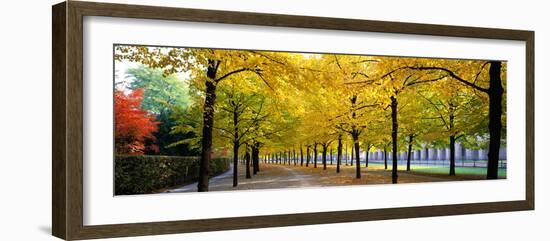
[166,164,236,193]
[165,162,481,193]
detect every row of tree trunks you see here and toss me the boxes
[270,145,371,170]
[267,148,338,166]
[267,149,314,166]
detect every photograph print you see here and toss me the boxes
[113,45,507,195]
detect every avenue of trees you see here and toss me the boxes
[114,46,507,191]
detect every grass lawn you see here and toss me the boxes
[367,163,507,178]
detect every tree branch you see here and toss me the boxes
[252,70,275,91]
[351,72,369,80]
[417,92,449,130]
[473,61,491,86]
[406,66,489,93]
[352,59,379,64]
[215,68,249,82]
[406,75,447,87]
[248,51,286,66]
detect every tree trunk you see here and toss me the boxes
[337,135,342,173]
[365,144,369,168]
[487,61,503,179]
[255,149,260,172]
[198,61,219,192]
[287,149,290,165]
[286,150,289,165]
[252,146,257,175]
[330,147,333,165]
[406,134,413,172]
[313,143,318,168]
[450,135,456,176]
[306,146,310,167]
[232,141,239,187]
[245,147,251,179]
[288,149,291,165]
[353,133,361,179]
[351,130,361,179]
[345,145,348,166]
[322,144,327,170]
[294,148,297,166]
[232,105,240,186]
[252,142,260,174]
[391,96,399,184]
[289,149,292,165]
[285,150,290,165]
[300,145,304,166]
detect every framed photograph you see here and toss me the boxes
[52,1,534,240]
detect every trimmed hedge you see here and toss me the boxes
[115,155,230,195]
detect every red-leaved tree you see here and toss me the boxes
[115,89,159,154]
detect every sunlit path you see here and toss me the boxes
[166,164,320,193]
[165,163,488,193]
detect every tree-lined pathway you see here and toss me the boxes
[115,46,507,192]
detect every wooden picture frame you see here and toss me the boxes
[52,1,534,240]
